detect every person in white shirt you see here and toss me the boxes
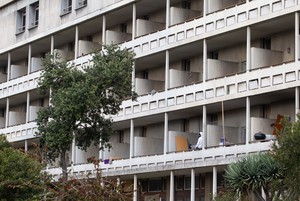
[191,132,203,150]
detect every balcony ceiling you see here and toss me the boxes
[251,13,294,40]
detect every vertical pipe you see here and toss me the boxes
[191,169,195,201]
[246,97,250,144]
[164,112,169,154]
[130,119,134,159]
[132,3,136,40]
[246,26,251,71]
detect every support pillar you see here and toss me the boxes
[132,3,136,40]
[130,119,134,159]
[5,98,9,128]
[166,0,170,28]
[246,97,250,144]
[246,26,251,71]
[133,174,138,201]
[295,12,299,62]
[170,171,174,201]
[165,50,170,91]
[28,44,32,74]
[203,39,207,82]
[26,92,30,123]
[102,15,106,45]
[75,25,79,58]
[202,105,207,150]
[296,87,299,120]
[212,166,217,198]
[191,169,195,201]
[164,112,169,154]
[51,35,54,54]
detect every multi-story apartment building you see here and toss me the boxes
[0,0,299,200]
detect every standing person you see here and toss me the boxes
[191,132,203,150]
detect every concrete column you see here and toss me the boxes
[191,169,195,201]
[132,3,136,40]
[246,97,250,144]
[5,98,9,128]
[51,35,54,54]
[7,52,11,81]
[212,166,217,198]
[133,174,138,201]
[166,0,170,28]
[132,62,136,92]
[203,0,207,16]
[165,50,170,91]
[130,119,134,158]
[75,25,79,58]
[164,112,169,154]
[102,15,106,45]
[170,171,174,201]
[295,12,299,62]
[246,26,251,71]
[296,87,299,120]
[25,139,28,152]
[26,92,30,123]
[203,39,207,82]
[202,105,207,150]
[28,44,32,74]
[71,138,76,165]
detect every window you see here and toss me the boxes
[141,126,147,137]
[261,37,271,49]
[16,8,26,34]
[182,59,191,71]
[176,176,184,190]
[142,71,148,79]
[148,179,162,192]
[61,0,72,15]
[76,0,87,9]
[209,51,219,59]
[29,2,39,28]
[117,130,124,143]
[183,119,189,132]
[182,0,192,9]
[120,23,127,33]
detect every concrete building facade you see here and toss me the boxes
[0,0,299,200]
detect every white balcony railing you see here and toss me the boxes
[47,140,273,178]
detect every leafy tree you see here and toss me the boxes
[224,153,282,201]
[0,136,45,200]
[37,44,135,180]
[272,115,300,200]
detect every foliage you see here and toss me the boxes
[224,153,282,201]
[0,136,45,200]
[44,159,132,201]
[36,44,135,179]
[213,190,238,201]
[272,114,300,200]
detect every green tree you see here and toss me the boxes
[37,44,135,180]
[0,136,45,200]
[224,153,282,201]
[272,115,300,200]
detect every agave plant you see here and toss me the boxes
[224,153,282,201]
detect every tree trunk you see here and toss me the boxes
[60,150,68,181]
